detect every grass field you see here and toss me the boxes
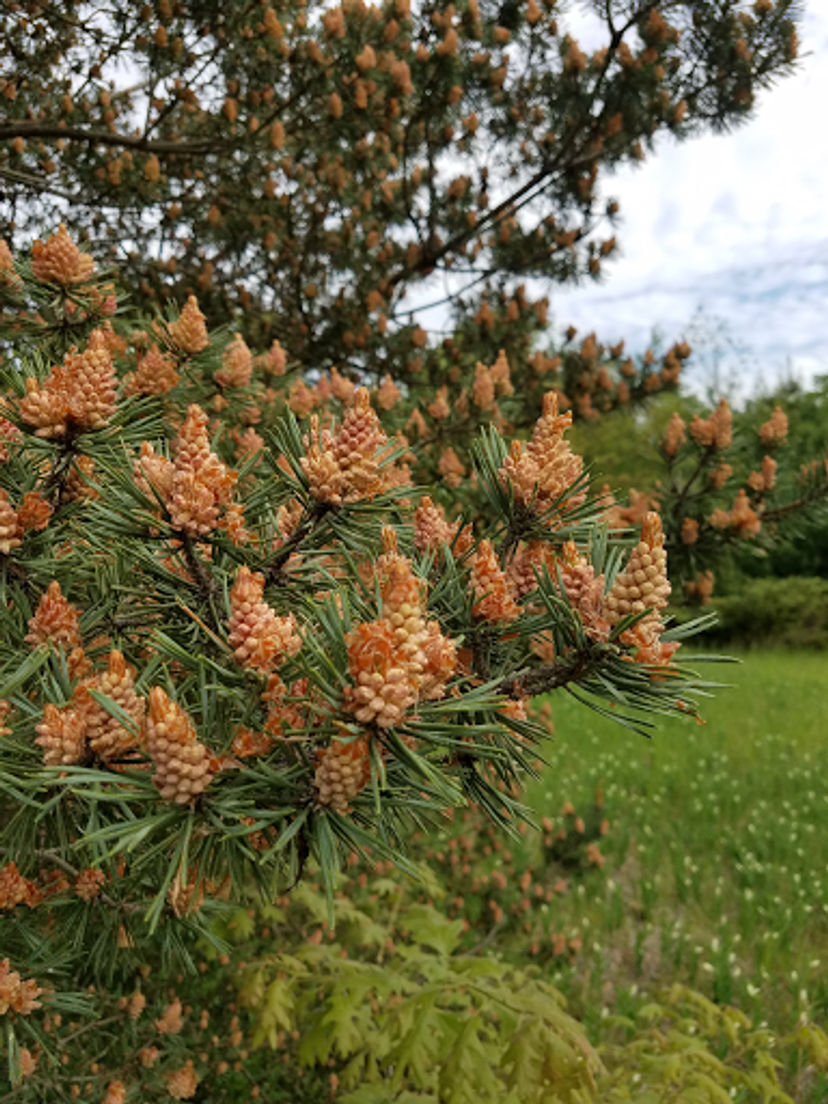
[521,649,828,1038]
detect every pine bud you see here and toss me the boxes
[0,862,38,909]
[166,295,209,354]
[419,620,457,701]
[499,391,585,519]
[144,688,214,805]
[333,387,390,501]
[35,703,87,766]
[689,399,732,450]
[165,1059,199,1099]
[470,540,520,624]
[413,496,456,553]
[30,223,95,286]
[127,990,146,1020]
[344,620,417,727]
[301,441,345,504]
[605,512,670,624]
[0,491,22,554]
[84,650,145,761]
[0,239,20,288]
[215,333,253,389]
[17,491,51,532]
[62,328,117,430]
[758,405,788,447]
[0,959,44,1016]
[75,867,106,901]
[154,997,184,1034]
[26,581,82,650]
[125,343,179,396]
[19,329,117,436]
[228,567,301,673]
[661,412,686,456]
[101,1081,127,1104]
[167,405,237,536]
[314,734,371,813]
[63,456,98,502]
[681,518,699,545]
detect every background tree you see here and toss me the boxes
[561,378,828,601]
[0,0,801,398]
[5,2,822,568]
[737,377,828,579]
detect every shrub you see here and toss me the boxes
[704,576,828,649]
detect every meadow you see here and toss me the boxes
[522,648,828,1035]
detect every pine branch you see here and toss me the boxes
[33,850,148,916]
[267,501,333,586]
[178,533,217,600]
[498,641,613,700]
[761,482,828,524]
[0,122,227,156]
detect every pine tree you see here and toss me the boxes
[0,233,712,1086]
[0,1,801,402]
[2,3,821,595]
[1,4,825,1092]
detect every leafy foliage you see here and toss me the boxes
[236,889,603,1103]
[597,985,826,1104]
[7,866,822,1102]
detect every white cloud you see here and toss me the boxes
[552,4,828,397]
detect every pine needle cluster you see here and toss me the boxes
[0,231,715,1086]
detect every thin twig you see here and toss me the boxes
[33,850,147,915]
[0,122,227,156]
[468,919,505,956]
[267,502,332,585]
[178,533,217,599]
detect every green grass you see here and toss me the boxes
[523,649,828,1037]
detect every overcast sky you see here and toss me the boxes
[552,3,828,402]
